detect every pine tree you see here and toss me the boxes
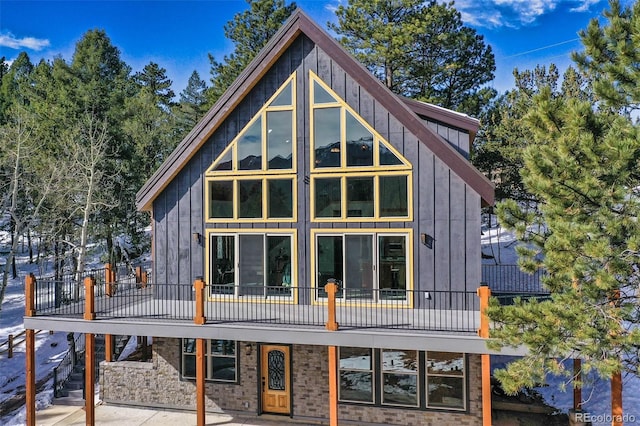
[174,70,208,139]
[134,61,175,110]
[330,0,495,115]
[488,0,640,395]
[206,0,297,106]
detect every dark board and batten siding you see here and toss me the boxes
[152,35,481,300]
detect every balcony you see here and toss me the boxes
[28,277,481,335]
[24,264,547,341]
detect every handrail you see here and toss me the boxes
[0,329,52,358]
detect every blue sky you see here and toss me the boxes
[0,0,628,99]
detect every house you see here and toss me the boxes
[23,9,517,426]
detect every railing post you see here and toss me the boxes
[141,271,148,288]
[135,266,142,284]
[324,279,339,331]
[476,284,491,426]
[194,277,206,325]
[8,334,13,358]
[25,272,36,316]
[84,276,96,320]
[105,263,114,297]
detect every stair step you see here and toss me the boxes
[53,396,85,406]
[66,380,84,390]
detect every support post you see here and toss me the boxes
[84,276,95,320]
[8,334,13,358]
[194,277,206,325]
[612,370,623,426]
[141,271,148,288]
[105,334,113,362]
[328,346,338,426]
[477,284,492,426]
[85,332,95,425]
[25,273,36,426]
[135,266,142,284]
[324,279,339,331]
[573,358,582,411]
[196,338,206,426]
[26,329,35,426]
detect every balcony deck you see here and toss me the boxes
[30,280,481,335]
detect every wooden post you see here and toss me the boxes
[84,276,95,320]
[194,277,206,325]
[324,279,339,331]
[135,266,142,284]
[196,338,206,426]
[25,273,36,426]
[105,334,113,362]
[85,332,95,425]
[25,272,36,316]
[328,346,338,426]
[324,279,339,426]
[612,370,623,426]
[26,329,35,426]
[105,263,114,297]
[8,334,13,358]
[141,271,148,288]
[573,358,582,410]
[477,284,492,426]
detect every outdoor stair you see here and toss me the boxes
[53,334,119,406]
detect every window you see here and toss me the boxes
[205,73,296,223]
[182,339,238,383]
[338,348,466,411]
[339,347,374,403]
[208,231,294,297]
[381,349,419,407]
[312,173,409,220]
[309,71,412,222]
[314,231,410,301]
[426,351,465,410]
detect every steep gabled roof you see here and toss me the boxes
[136,9,494,211]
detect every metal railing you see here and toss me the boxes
[53,333,85,397]
[482,264,548,294]
[33,281,482,333]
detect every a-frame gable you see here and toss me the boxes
[136,8,493,212]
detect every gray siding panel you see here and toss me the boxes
[449,172,466,292]
[433,158,450,295]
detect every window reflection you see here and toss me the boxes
[267,111,293,169]
[237,118,262,170]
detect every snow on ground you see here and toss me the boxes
[0,254,70,425]
[482,219,640,423]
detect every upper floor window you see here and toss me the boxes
[309,71,412,222]
[205,73,296,222]
[310,71,410,172]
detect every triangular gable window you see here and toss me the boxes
[310,71,409,171]
[309,71,412,222]
[208,73,296,174]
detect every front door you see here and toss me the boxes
[261,344,291,414]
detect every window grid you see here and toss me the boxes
[337,348,467,412]
[311,229,412,304]
[311,172,411,221]
[181,339,238,383]
[205,229,297,301]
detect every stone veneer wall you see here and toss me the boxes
[100,337,259,412]
[101,339,482,425]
